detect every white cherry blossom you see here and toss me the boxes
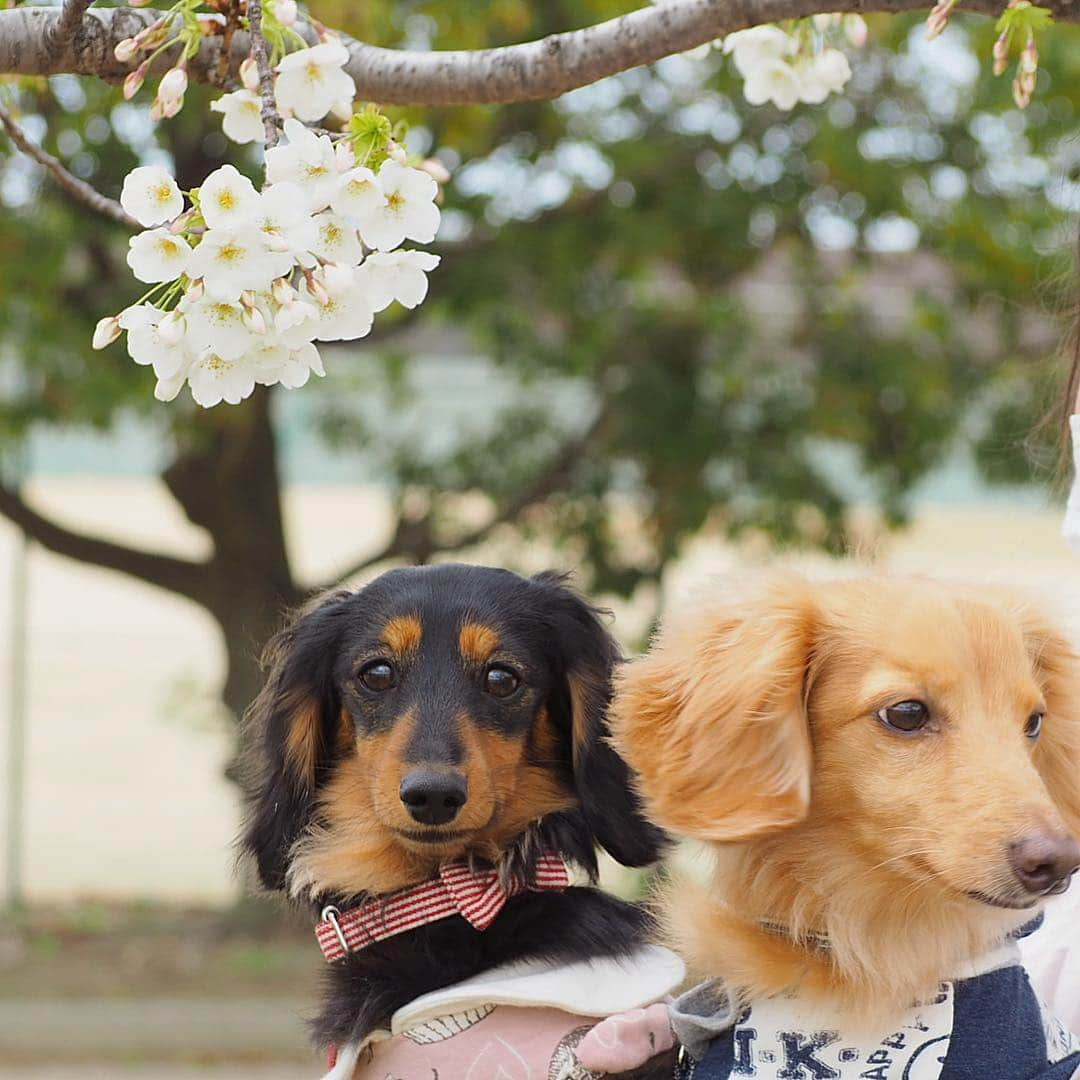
[347,161,441,251]
[154,367,190,403]
[796,49,853,103]
[309,212,364,266]
[357,250,441,311]
[301,265,375,341]
[92,315,121,350]
[185,297,260,360]
[199,164,261,229]
[187,229,293,301]
[120,165,184,227]
[274,41,356,123]
[264,119,342,211]
[118,303,191,379]
[187,351,259,408]
[211,89,265,145]
[330,166,382,221]
[724,27,794,77]
[253,183,319,259]
[742,58,803,110]
[126,228,193,283]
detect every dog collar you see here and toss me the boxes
[315,853,571,962]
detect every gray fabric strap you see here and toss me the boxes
[668,978,737,1063]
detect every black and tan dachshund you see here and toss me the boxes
[241,563,669,1060]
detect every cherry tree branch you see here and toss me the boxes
[245,0,281,148]
[46,0,96,53]
[0,100,139,228]
[0,482,211,601]
[2,1,1079,105]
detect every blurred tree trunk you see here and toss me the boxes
[164,387,303,742]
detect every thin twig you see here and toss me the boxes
[246,0,280,148]
[0,100,138,229]
[47,0,94,52]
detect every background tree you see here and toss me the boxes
[0,1,1077,749]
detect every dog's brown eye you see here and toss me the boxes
[1025,712,1044,739]
[359,660,397,692]
[484,665,519,698]
[877,700,930,733]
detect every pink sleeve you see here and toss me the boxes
[574,1002,674,1073]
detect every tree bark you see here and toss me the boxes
[163,388,302,735]
[3,1,1079,105]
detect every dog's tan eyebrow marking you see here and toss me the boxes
[382,615,423,655]
[460,622,499,665]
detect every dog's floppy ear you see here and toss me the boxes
[533,572,667,868]
[610,573,817,843]
[242,589,354,891]
[1016,603,1080,837]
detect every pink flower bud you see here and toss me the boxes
[158,310,186,345]
[114,37,139,63]
[123,62,148,100]
[159,64,188,102]
[92,315,121,350]
[387,141,407,164]
[186,278,205,302]
[993,31,1010,76]
[245,309,268,334]
[149,97,165,122]
[1019,34,1038,75]
[304,269,330,307]
[272,277,295,305]
[844,15,868,48]
[130,0,153,6]
[276,0,298,27]
[418,158,451,185]
[334,139,356,172]
[240,56,260,92]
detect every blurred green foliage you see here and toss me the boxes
[0,2,1077,702]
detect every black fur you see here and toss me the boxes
[240,563,668,1052]
[312,886,654,1048]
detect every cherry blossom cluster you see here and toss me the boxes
[722,17,865,112]
[93,121,441,407]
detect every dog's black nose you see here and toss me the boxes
[1009,832,1080,895]
[399,769,468,826]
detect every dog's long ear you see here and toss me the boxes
[241,589,354,891]
[1017,603,1080,837]
[610,573,817,843]
[533,572,667,868]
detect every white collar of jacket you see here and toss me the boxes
[321,944,685,1080]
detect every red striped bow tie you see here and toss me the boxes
[314,852,571,963]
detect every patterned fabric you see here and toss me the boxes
[690,963,1080,1080]
[315,853,571,962]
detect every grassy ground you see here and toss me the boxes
[0,901,324,1075]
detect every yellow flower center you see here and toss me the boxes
[304,164,328,180]
[153,183,173,204]
[387,191,405,212]
[206,354,229,372]
[210,304,235,323]
[217,243,244,264]
[321,222,342,246]
[305,62,321,81]
[156,238,180,256]
[217,189,237,211]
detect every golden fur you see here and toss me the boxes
[610,572,1080,1018]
